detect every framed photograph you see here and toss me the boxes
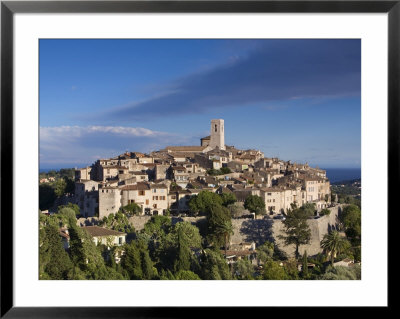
[1,0,395,316]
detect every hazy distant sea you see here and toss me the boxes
[324,168,361,183]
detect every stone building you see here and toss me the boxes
[75,118,332,220]
[209,119,225,150]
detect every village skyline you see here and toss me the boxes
[39,39,361,169]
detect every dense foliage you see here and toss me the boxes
[279,204,313,258]
[39,178,361,280]
[244,195,266,215]
[39,169,76,210]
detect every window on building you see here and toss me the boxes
[139,190,145,196]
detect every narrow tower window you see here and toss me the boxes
[215,124,217,132]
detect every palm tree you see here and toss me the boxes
[320,231,350,265]
[215,220,234,258]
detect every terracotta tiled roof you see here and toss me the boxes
[150,183,168,189]
[120,182,150,191]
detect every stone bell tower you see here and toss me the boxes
[210,119,225,150]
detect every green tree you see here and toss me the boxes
[100,211,135,234]
[283,258,299,280]
[64,176,75,194]
[139,242,157,280]
[143,215,172,241]
[58,203,80,217]
[206,204,232,249]
[220,192,237,207]
[319,265,361,280]
[175,270,201,280]
[121,202,142,216]
[227,202,244,219]
[220,167,231,175]
[214,219,234,257]
[54,178,67,197]
[39,184,56,210]
[256,241,274,264]
[173,228,192,273]
[340,204,361,245]
[67,223,124,280]
[188,191,223,215]
[300,203,317,217]
[279,208,311,259]
[235,259,254,280]
[59,168,75,179]
[39,224,73,279]
[121,241,143,279]
[320,231,351,265]
[244,195,265,215]
[319,208,331,216]
[301,250,310,279]
[164,222,202,249]
[262,260,289,280]
[200,249,231,280]
[159,222,202,274]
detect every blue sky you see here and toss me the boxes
[39,39,361,169]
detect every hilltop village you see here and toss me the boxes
[74,119,331,219]
[40,119,362,281]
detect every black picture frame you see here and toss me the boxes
[1,0,395,317]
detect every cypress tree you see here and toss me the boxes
[302,250,309,279]
[40,224,73,279]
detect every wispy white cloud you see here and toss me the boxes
[39,125,186,167]
[40,125,170,138]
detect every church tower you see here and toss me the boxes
[210,119,225,150]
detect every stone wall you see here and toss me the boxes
[125,205,342,257]
[231,205,342,257]
[128,216,152,231]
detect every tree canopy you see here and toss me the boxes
[244,195,265,215]
[279,206,311,259]
[188,191,223,215]
[320,231,351,265]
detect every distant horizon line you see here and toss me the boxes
[39,166,361,171]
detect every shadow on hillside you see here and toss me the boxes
[240,219,274,246]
